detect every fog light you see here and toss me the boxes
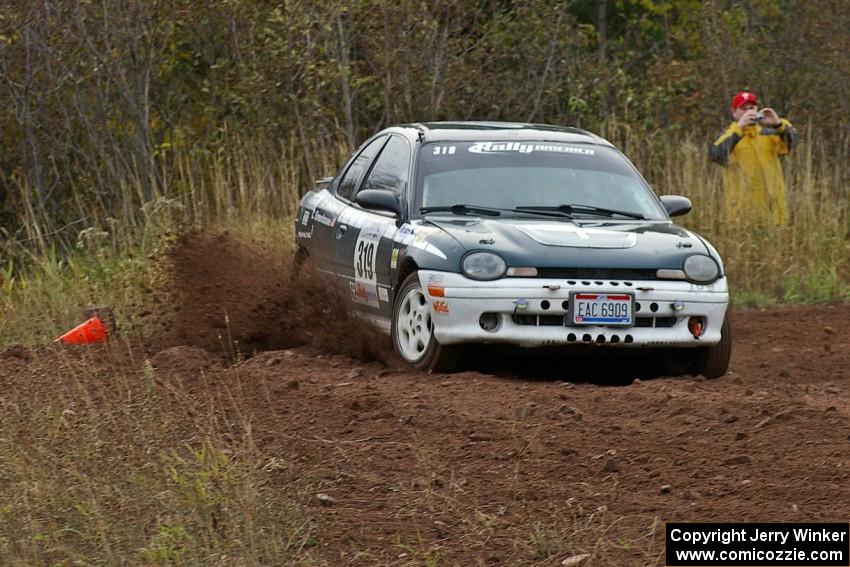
[479,312,500,332]
[688,316,706,339]
[671,301,685,312]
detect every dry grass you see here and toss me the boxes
[0,344,321,566]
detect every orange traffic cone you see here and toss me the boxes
[56,316,108,345]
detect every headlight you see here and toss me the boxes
[683,254,720,283]
[461,251,507,280]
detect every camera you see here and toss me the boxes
[755,111,765,122]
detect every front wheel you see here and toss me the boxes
[691,316,732,379]
[392,272,461,372]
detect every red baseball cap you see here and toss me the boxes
[731,91,758,109]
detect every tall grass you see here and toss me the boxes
[2,129,849,343]
[649,133,850,306]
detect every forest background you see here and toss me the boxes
[2,0,850,340]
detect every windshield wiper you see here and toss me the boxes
[420,204,503,216]
[515,204,646,220]
[420,204,572,220]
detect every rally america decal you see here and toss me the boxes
[353,220,385,308]
[468,141,595,156]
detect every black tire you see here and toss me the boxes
[391,272,461,372]
[692,316,732,379]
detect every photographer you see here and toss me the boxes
[709,91,798,228]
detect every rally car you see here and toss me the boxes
[294,122,731,377]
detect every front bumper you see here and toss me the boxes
[419,270,729,348]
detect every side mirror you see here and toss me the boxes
[660,195,692,217]
[315,176,334,189]
[356,189,401,216]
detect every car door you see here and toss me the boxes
[308,135,387,276]
[337,135,412,321]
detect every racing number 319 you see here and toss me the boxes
[356,241,375,280]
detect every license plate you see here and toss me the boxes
[570,293,634,326]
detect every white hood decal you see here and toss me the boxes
[515,223,637,248]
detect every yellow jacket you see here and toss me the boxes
[709,119,797,227]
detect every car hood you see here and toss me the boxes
[419,216,709,270]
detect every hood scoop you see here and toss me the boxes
[515,223,637,248]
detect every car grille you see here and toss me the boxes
[533,268,660,280]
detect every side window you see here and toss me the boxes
[360,136,411,197]
[337,136,387,201]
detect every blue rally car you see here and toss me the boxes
[294,122,731,377]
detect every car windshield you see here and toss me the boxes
[415,141,667,220]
